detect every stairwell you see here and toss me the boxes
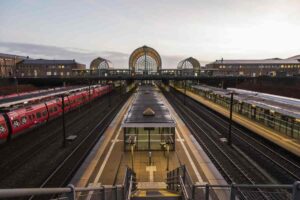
[131,182,181,200]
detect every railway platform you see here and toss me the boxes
[172,86,300,157]
[70,85,226,199]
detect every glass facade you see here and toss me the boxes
[135,55,158,75]
[124,127,175,151]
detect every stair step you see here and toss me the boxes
[137,182,167,190]
[132,189,181,200]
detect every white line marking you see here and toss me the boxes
[146,166,157,182]
[85,127,122,200]
[176,130,203,183]
[93,127,122,185]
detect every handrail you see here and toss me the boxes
[179,175,190,200]
[127,175,133,200]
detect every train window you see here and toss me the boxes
[13,120,20,127]
[21,116,27,124]
[36,112,41,119]
[42,111,47,116]
[0,124,6,134]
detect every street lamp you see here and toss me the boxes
[227,92,234,146]
[61,92,69,148]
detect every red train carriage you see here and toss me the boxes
[0,114,9,139]
[45,99,63,119]
[7,103,49,135]
[0,84,112,141]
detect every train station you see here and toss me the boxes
[0,43,300,200]
[1,1,300,198]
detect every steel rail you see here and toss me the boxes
[180,89,300,181]
[165,91,272,200]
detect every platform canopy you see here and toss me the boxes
[129,46,162,75]
[122,85,175,128]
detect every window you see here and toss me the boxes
[46,71,51,76]
[13,120,20,127]
[53,107,58,112]
[42,110,47,117]
[0,124,6,134]
[36,112,41,119]
[21,116,27,124]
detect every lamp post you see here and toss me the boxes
[228,92,234,146]
[61,92,69,148]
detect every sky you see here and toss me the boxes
[0,0,300,68]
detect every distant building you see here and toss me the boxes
[16,59,85,77]
[206,55,300,77]
[89,57,112,76]
[177,57,201,76]
[0,53,28,77]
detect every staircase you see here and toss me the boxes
[125,166,192,200]
[131,182,181,200]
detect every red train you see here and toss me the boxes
[0,85,112,141]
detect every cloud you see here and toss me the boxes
[0,41,201,68]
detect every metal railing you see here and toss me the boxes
[166,165,300,200]
[0,167,137,200]
[123,167,137,200]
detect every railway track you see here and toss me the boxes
[29,92,130,200]
[163,89,291,200]
[172,88,300,183]
[0,97,110,181]
[0,89,131,190]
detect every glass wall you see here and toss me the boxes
[124,127,175,151]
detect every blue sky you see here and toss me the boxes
[1,0,300,68]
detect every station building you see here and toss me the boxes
[16,59,85,77]
[122,85,176,151]
[206,55,300,77]
[0,53,28,77]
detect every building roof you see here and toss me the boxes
[0,53,28,60]
[192,85,300,119]
[122,85,175,128]
[18,59,84,65]
[209,55,300,65]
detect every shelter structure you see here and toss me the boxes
[122,85,175,151]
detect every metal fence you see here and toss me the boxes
[166,165,300,200]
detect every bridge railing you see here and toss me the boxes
[166,165,300,200]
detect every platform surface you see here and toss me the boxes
[174,86,300,157]
[71,88,227,200]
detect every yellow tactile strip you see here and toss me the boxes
[132,190,180,197]
[174,87,300,157]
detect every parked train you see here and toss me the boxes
[0,85,112,141]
